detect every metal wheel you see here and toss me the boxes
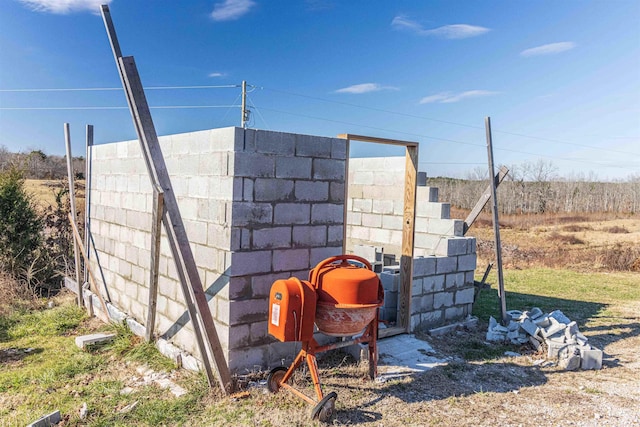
[311,391,337,423]
[266,367,288,393]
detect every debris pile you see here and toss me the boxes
[486,308,603,370]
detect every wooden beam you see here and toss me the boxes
[337,134,418,147]
[398,145,418,332]
[65,123,83,308]
[463,165,509,235]
[101,5,232,392]
[145,187,163,342]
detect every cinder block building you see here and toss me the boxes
[87,127,476,374]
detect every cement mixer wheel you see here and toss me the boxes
[266,367,287,393]
[311,391,337,423]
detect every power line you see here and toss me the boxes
[0,105,241,110]
[0,84,240,92]
[258,106,636,172]
[259,86,640,158]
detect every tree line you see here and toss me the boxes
[0,145,85,179]
[428,160,640,214]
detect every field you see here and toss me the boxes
[1,183,639,426]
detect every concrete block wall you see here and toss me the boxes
[90,127,346,374]
[347,157,477,330]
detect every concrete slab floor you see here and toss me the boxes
[376,335,447,381]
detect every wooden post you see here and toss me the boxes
[101,5,232,392]
[485,117,508,325]
[463,165,509,235]
[65,123,83,308]
[145,187,164,342]
[84,125,93,285]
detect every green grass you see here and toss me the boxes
[473,268,640,325]
[0,301,200,426]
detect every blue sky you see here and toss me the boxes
[1,0,639,180]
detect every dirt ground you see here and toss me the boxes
[308,317,640,426]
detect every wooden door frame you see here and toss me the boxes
[337,134,418,337]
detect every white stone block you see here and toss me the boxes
[382,214,403,230]
[362,213,382,228]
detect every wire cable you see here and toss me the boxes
[0,105,241,110]
[0,84,240,92]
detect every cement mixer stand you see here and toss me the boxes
[267,256,383,423]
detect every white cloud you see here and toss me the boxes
[19,0,110,14]
[391,15,490,39]
[208,72,226,78]
[419,90,498,104]
[520,42,576,57]
[211,0,255,21]
[335,83,397,94]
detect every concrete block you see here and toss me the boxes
[380,271,400,292]
[549,310,571,325]
[455,287,475,305]
[27,411,62,427]
[233,152,275,177]
[228,346,269,373]
[230,251,272,276]
[445,306,465,321]
[273,248,310,272]
[433,292,454,309]
[331,138,347,159]
[255,131,295,155]
[547,340,568,359]
[311,203,343,224]
[310,246,342,266]
[295,180,329,201]
[347,210,361,226]
[253,227,292,249]
[296,134,332,158]
[435,237,468,257]
[445,272,465,289]
[382,215,403,230]
[421,310,444,328]
[372,199,394,215]
[580,348,603,370]
[254,178,294,202]
[420,294,434,312]
[274,203,310,225]
[384,290,398,310]
[275,156,312,179]
[362,213,382,228]
[519,318,540,337]
[436,256,457,274]
[412,278,422,297]
[327,225,343,245]
[352,198,373,213]
[417,186,439,202]
[329,182,345,203]
[231,202,273,226]
[292,225,327,247]
[457,254,477,272]
[413,256,436,277]
[352,171,374,186]
[75,333,116,349]
[313,158,345,180]
[417,171,427,186]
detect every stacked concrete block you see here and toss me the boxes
[90,127,346,374]
[347,157,477,330]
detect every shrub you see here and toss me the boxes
[0,166,60,295]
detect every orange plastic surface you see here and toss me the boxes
[268,277,317,342]
[310,256,383,305]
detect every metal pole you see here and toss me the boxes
[84,125,93,286]
[65,123,83,308]
[485,117,508,325]
[241,80,247,128]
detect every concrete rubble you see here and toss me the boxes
[486,308,603,370]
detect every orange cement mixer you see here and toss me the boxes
[267,255,383,422]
